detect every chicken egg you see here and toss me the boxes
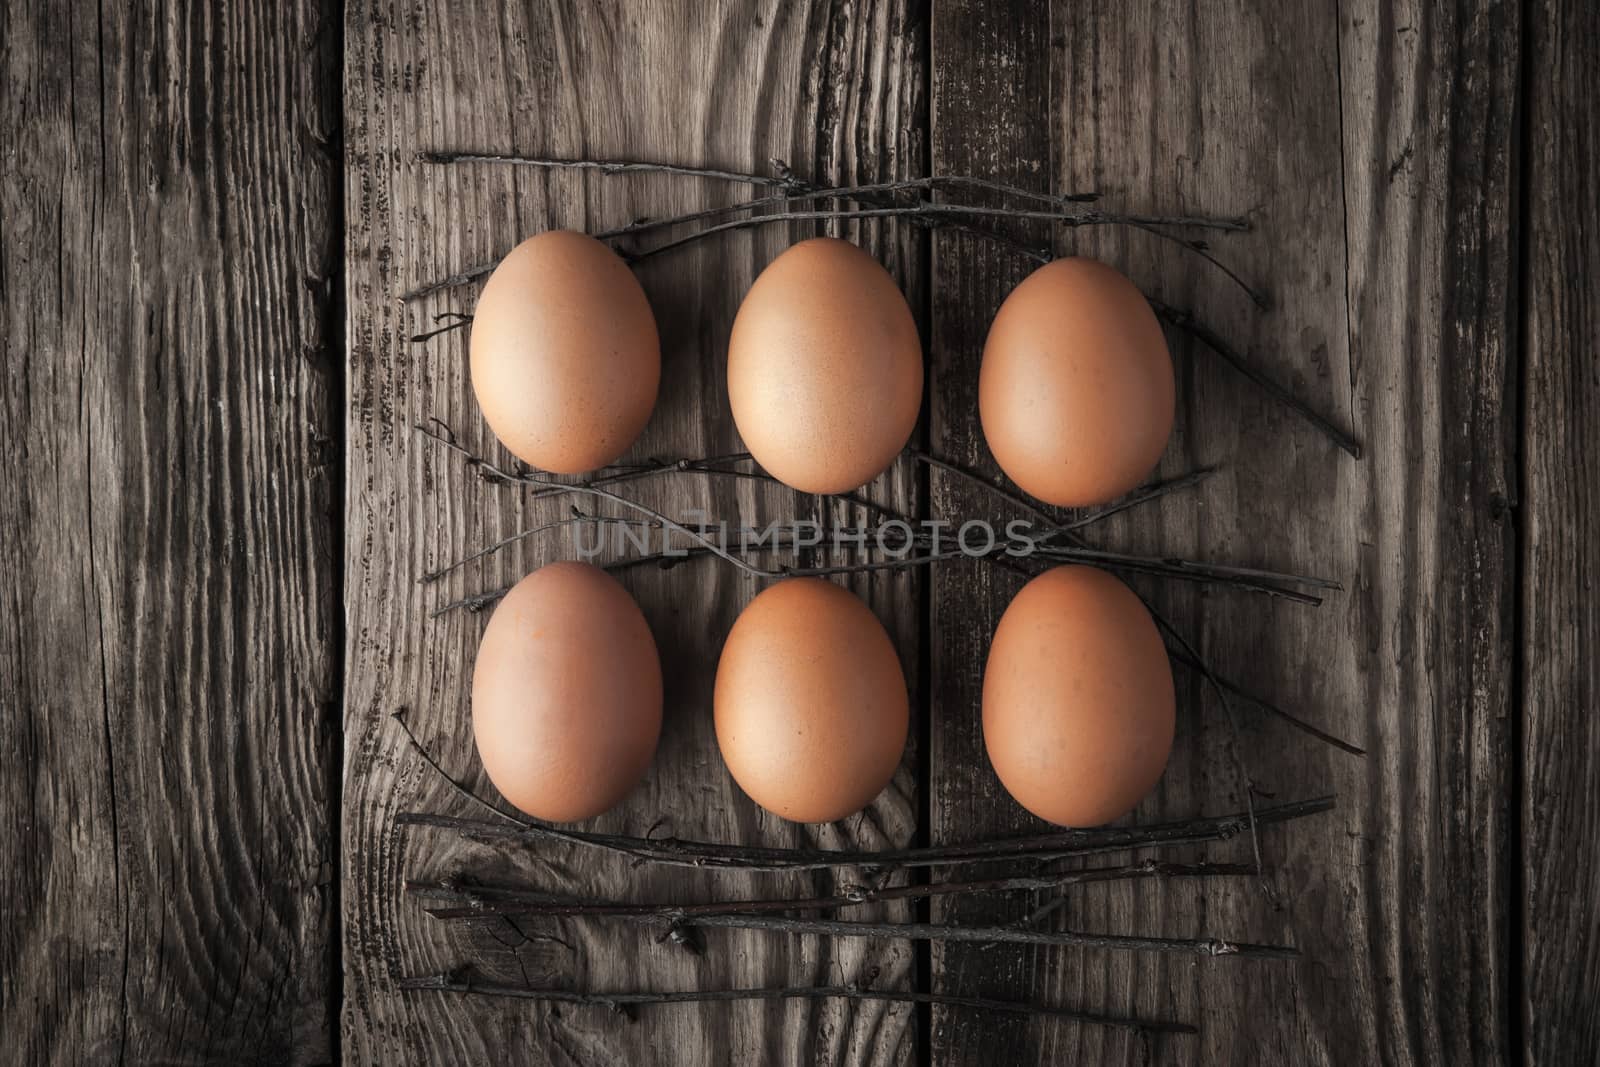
[979,257,1174,507]
[470,230,660,474]
[714,578,909,823]
[983,565,1174,826]
[471,561,662,822]
[726,237,923,494]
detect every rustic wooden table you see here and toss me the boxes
[4,1,1596,1064]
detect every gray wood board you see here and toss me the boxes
[1521,0,1600,1062]
[0,0,341,1063]
[9,0,1595,1063]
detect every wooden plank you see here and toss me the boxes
[930,1,1356,1060]
[1021,5,1361,1062]
[925,0,1058,1061]
[928,0,1520,1062]
[1521,0,1600,1062]
[1337,4,1520,1061]
[342,1,927,1062]
[0,1,341,1063]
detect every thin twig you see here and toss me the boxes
[400,807,1315,872]
[1164,642,1366,757]
[415,422,782,578]
[428,511,1324,603]
[402,264,494,302]
[910,447,1058,528]
[398,970,1197,1035]
[630,912,1297,960]
[902,445,1333,600]
[1146,607,1275,904]
[390,708,526,825]
[1057,466,1220,531]
[429,586,510,618]
[409,313,473,343]
[414,158,1236,235]
[625,204,1238,265]
[1052,544,1334,592]
[516,451,757,504]
[420,514,645,584]
[1150,301,1363,459]
[594,174,1105,245]
[388,697,1335,873]
[1111,218,1270,309]
[417,150,806,188]
[626,515,1325,597]
[409,859,1254,920]
[414,424,1332,601]
[402,159,1250,300]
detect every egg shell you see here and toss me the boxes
[979,257,1174,507]
[470,230,660,474]
[714,578,909,823]
[982,565,1174,827]
[471,561,662,823]
[727,237,923,494]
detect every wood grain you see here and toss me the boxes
[1520,0,1600,1062]
[341,1,927,1062]
[1337,4,1520,1061]
[928,1,1521,1064]
[2,0,1574,1062]
[0,0,341,1063]
[924,0,1065,1061]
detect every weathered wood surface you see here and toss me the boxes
[925,0,1066,1061]
[342,1,926,1063]
[1521,1,1600,1063]
[7,0,1598,1063]
[0,0,341,1064]
[1335,6,1522,1062]
[927,1,1520,1064]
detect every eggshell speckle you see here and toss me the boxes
[983,565,1174,827]
[471,561,662,823]
[979,257,1174,507]
[470,230,660,474]
[714,578,909,823]
[727,237,923,494]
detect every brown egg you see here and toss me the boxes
[470,230,660,474]
[983,566,1174,827]
[979,257,1174,507]
[727,237,923,494]
[471,561,662,822]
[714,578,909,823]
